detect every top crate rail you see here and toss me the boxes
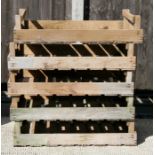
[14,9,143,44]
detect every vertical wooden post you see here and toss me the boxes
[29,121,36,134]
[123,10,135,107]
[122,10,140,133]
[127,122,135,133]
[14,122,22,145]
[11,97,20,108]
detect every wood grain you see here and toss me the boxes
[14,29,143,43]
[28,20,123,29]
[14,132,137,146]
[10,107,135,121]
[8,82,134,96]
[2,0,152,90]
[8,57,136,70]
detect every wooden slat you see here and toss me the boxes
[14,15,21,30]
[10,97,20,108]
[9,71,16,82]
[69,44,81,56]
[112,44,125,56]
[19,9,26,19]
[83,44,96,56]
[14,132,137,146]
[8,42,15,57]
[8,82,134,96]
[127,122,135,133]
[19,8,26,25]
[28,20,123,29]
[14,29,143,43]
[98,44,110,56]
[126,44,134,82]
[123,10,135,108]
[14,122,21,136]
[122,9,135,24]
[8,57,136,70]
[40,44,52,56]
[10,107,135,121]
[23,70,34,82]
[29,122,35,134]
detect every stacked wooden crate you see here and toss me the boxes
[8,9,143,146]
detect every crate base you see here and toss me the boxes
[14,132,137,146]
[14,121,137,146]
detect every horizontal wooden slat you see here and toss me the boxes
[14,132,137,146]
[14,29,143,43]
[28,20,123,29]
[8,57,136,70]
[8,82,134,96]
[10,107,135,121]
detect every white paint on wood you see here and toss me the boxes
[72,0,84,20]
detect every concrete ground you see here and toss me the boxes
[1,117,152,155]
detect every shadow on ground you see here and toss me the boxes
[136,119,153,145]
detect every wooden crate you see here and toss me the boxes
[11,95,136,146]
[10,96,135,121]
[13,9,143,43]
[10,95,136,146]
[14,120,136,146]
[8,8,143,146]
[8,43,135,96]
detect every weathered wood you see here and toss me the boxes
[29,122,36,134]
[8,57,136,70]
[112,44,125,56]
[41,95,49,105]
[14,132,137,146]
[89,0,152,90]
[126,97,134,107]
[14,122,21,136]
[8,82,134,96]
[127,121,135,133]
[69,44,81,56]
[98,44,110,56]
[19,9,26,18]
[14,15,21,30]
[28,20,123,29]
[122,9,135,24]
[10,97,20,108]
[40,44,52,56]
[83,44,96,56]
[2,1,152,90]
[10,107,135,121]
[23,70,34,82]
[123,9,135,108]
[19,8,26,23]
[8,42,15,57]
[9,71,16,82]
[126,44,134,82]
[14,29,143,43]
